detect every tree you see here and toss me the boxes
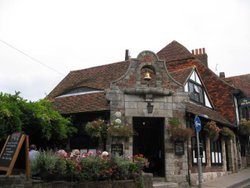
[0,92,23,140]
[0,92,76,149]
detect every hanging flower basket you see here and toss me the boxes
[220,127,234,140]
[107,121,134,137]
[169,127,194,141]
[239,119,250,136]
[167,117,193,141]
[204,121,220,141]
[85,119,108,149]
[85,119,107,138]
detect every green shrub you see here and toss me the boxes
[31,150,144,186]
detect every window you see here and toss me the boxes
[191,136,206,164]
[240,106,249,120]
[184,71,212,108]
[56,87,103,98]
[211,140,223,165]
[188,81,205,104]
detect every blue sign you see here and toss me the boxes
[194,115,201,133]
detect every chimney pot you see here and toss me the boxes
[202,48,206,54]
[125,49,130,60]
[193,47,208,67]
[199,48,202,55]
[195,49,198,55]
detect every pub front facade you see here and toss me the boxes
[47,41,240,185]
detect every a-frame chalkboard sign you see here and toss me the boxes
[0,132,30,178]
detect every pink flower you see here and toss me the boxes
[56,149,68,158]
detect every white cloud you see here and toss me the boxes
[0,0,249,101]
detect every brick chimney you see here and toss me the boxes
[219,72,225,78]
[191,48,208,67]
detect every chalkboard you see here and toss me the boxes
[111,144,123,156]
[174,141,184,155]
[0,132,29,177]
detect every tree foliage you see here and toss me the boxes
[0,92,76,148]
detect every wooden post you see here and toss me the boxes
[25,136,30,179]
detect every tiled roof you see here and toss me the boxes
[170,67,194,85]
[47,60,130,99]
[52,92,109,114]
[164,59,237,124]
[157,40,194,62]
[48,40,237,125]
[157,40,236,123]
[47,61,130,114]
[225,74,250,97]
[186,102,234,127]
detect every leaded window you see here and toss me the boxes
[211,140,223,165]
[188,81,205,104]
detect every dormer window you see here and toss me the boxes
[184,70,212,108]
[189,81,204,104]
[56,87,103,98]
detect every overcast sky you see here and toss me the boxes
[0,0,249,101]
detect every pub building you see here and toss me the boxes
[47,41,242,185]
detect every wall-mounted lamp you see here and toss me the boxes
[147,102,154,113]
[144,71,152,81]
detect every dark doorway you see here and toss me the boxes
[133,117,165,177]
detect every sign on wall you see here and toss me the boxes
[240,98,250,107]
[111,144,123,156]
[174,141,184,155]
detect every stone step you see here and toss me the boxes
[153,181,178,188]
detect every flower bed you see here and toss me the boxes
[30,150,148,188]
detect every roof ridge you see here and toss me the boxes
[70,60,129,73]
[169,66,195,73]
[226,73,250,79]
[157,40,194,62]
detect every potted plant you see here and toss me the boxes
[167,117,193,141]
[204,121,220,141]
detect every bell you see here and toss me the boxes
[144,71,151,81]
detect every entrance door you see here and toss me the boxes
[133,117,165,177]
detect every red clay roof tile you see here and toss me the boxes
[170,66,194,85]
[165,59,237,124]
[48,40,238,125]
[47,60,130,99]
[52,92,109,114]
[225,74,250,97]
[157,40,194,62]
